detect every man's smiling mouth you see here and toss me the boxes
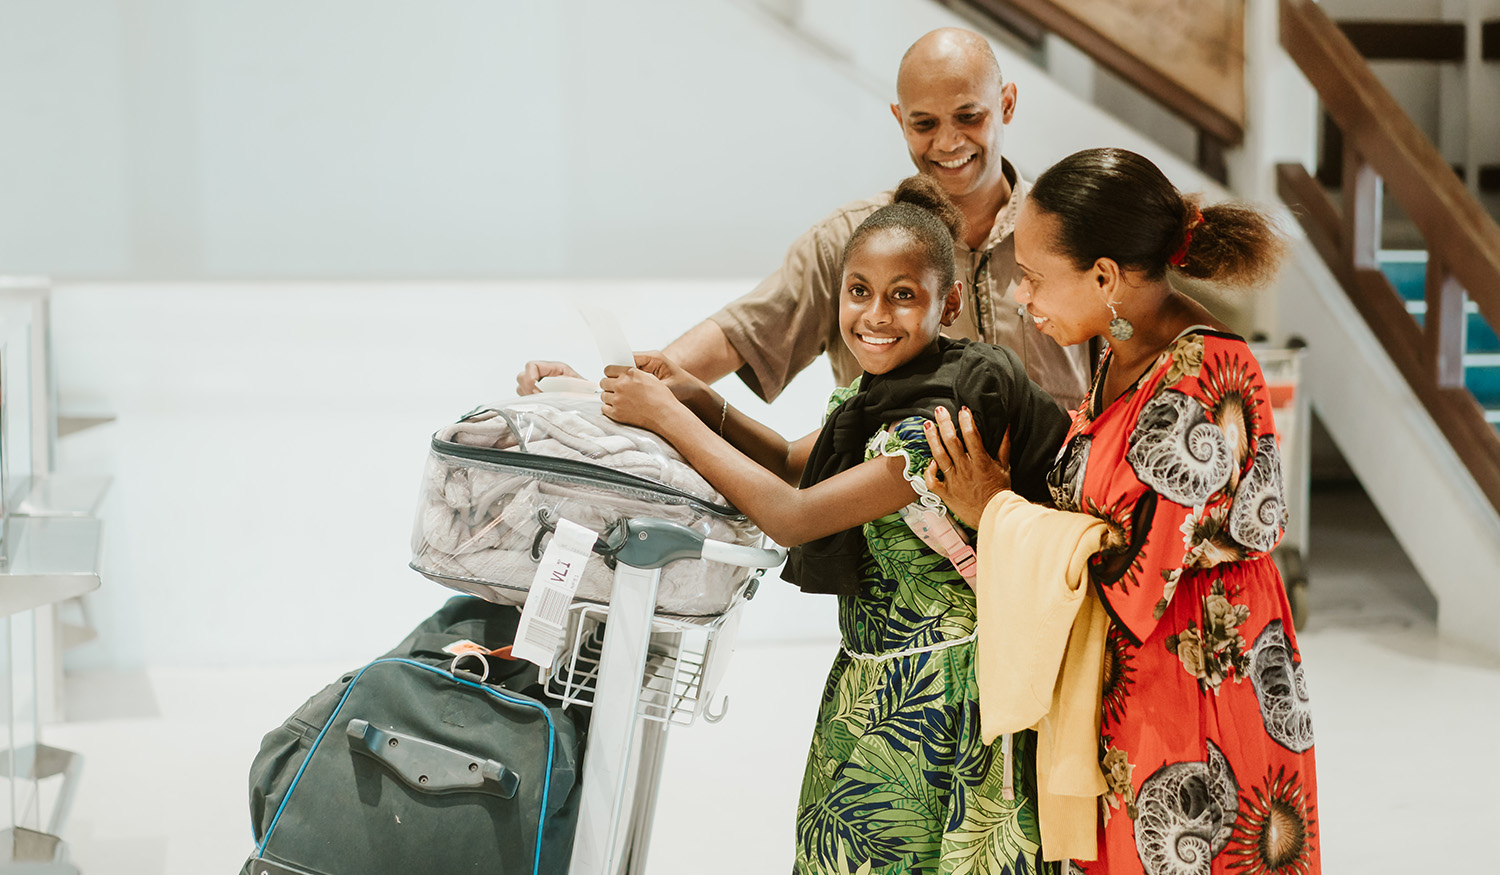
[935,154,975,170]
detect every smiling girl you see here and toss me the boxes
[602,176,1069,875]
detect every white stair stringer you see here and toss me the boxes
[1276,236,1500,655]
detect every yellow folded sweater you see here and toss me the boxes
[975,490,1110,862]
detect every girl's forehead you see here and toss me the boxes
[847,228,932,270]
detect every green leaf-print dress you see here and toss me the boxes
[794,387,1055,875]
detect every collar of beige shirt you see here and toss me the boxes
[957,157,1028,257]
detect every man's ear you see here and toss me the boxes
[890,102,903,128]
[1000,81,1018,124]
[941,281,964,326]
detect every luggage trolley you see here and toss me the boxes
[409,394,785,874]
[1253,345,1311,628]
[542,518,783,875]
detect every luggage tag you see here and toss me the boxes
[510,516,599,666]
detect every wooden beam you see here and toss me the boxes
[1424,256,1468,389]
[991,0,1243,145]
[1276,162,1347,283]
[1337,20,1465,62]
[947,0,1049,47]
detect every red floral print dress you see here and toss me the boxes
[1052,329,1319,875]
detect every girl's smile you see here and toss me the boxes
[839,228,961,375]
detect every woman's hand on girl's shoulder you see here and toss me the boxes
[923,405,1012,527]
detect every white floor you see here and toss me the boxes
[38,484,1500,873]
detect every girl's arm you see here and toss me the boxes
[602,365,916,546]
[625,351,807,483]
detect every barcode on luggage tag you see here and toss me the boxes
[511,517,599,666]
[536,586,572,628]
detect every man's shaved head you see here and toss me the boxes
[896,28,1004,102]
[889,28,1016,222]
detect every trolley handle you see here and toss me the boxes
[608,518,786,570]
[700,538,786,570]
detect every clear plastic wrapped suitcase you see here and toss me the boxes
[410,393,764,617]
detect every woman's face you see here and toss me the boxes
[838,228,958,375]
[1013,201,1112,347]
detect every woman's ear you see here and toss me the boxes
[1093,257,1121,303]
[940,281,964,326]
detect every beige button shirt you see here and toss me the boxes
[709,161,1092,411]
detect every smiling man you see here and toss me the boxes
[520,28,1090,411]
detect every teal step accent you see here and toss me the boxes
[1467,365,1500,406]
[1380,256,1426,301]
[1379,251,1500,434]
[1470,314,1499,353]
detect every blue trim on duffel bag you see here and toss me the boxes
[251,657,559,875]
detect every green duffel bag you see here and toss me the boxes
[241,596,586,875]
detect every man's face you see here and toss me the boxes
[891,71,1016,205]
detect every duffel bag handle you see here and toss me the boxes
[345,719,519,799]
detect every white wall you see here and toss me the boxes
[0,0,1231,284]
[0,0,912,279]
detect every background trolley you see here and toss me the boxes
[1253,343,1311,628]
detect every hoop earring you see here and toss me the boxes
[1107,300,1135,341]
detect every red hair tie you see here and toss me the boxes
[1169,208,1204,268]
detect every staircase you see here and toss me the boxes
[1382,251,1500,433]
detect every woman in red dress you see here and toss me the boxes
[927,147,1319,875]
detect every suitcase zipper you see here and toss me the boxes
[431,437,745,519]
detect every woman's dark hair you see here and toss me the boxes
[1029,147,1286,287]
[842,175,967,290]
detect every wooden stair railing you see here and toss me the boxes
[1276,0,1500,517]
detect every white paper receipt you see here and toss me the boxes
[577,304,637,371]
[511,517,598,666]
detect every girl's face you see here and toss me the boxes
[1013,201,1113,347]
[839,227,960,375]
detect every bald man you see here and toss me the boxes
[520,28,1091,410]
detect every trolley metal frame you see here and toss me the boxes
[546,517,783,875]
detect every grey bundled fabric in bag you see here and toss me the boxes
[241,597,586,875]
[411,396,764,616]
